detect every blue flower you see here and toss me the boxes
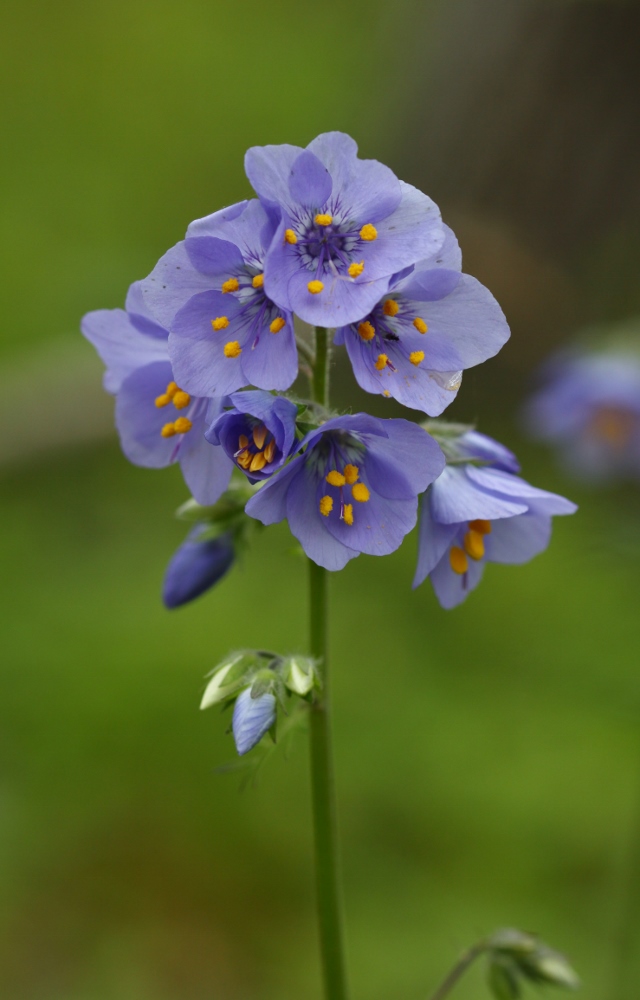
[141,199,297,395]
[232,687,277,756]
[206,390,298,481]
[81,281,233,504]
[245,414,445,571]
[413,431,577,608]
[525,348,640,482]
[333,227,510,414]
[245,131,444,327]
[162,526,235,609]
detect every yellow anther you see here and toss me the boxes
[174,417,192,434]
[284,228,298,244]
[463,529,485,561]
[343,504,354,526]
[469,519,492,535]
[212,316,229,330]
[308,280,324,295]
[166,381,178,398]
[382,389,390,397]
[358,321,375,341]
[359,224,378,241]
[161,423,177,438]
[351,483,370,503]
[319,495,333,516]
[236,449,252,469]
[155,394,170,408]
[252,274,264,289]
[449,546,468,575]
[250,451,267,473]
[252,424,267,450]
[221,277,239,294]
[238,434,249,450]
[348,260,365,278]
[270,316,286,333]
[224,341,242,358]
[172,390,191,409]
[264,439,276,463]
[315,213,333,226]
[409,351,425,367]
[374,353,389,371]
[326,470,346,487]
[383,299,399,317]
[413,317,428,334]
[343,464,359,485]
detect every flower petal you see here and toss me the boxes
[232,688,276,755]
[285,464,359,571]
[429,547,485,609]
[141,242,225,330]
[169,291,245,397]
[430,467,528,523]
[486,511,553,565]
[81,308,168,394]
[413,492,459,587]
[288,150,332,208]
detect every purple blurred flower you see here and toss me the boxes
[525,350,640,482]
[232,687,277,756]
[162,526,235,609]
[246,414,445,571]
[207,390,298,481]
[81,281,233,504]
[334,227,510,415]
[141,200,297,395]
[413,431,577,608]
[245,131,444,327]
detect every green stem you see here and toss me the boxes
[426,941,488,1000]
[308,324,348,1000]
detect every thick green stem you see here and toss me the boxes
[307,324,348,1000]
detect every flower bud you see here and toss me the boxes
[487,956,520,1000]
[200,652,257,709]
[232,687,277,755]
[282,656,317,696]
[162,526,234,609]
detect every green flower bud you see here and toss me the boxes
[200,651,258,709]
[283,656,318,696]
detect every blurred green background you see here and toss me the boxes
[3,1,640,998]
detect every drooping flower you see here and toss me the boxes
[81,281,233,504]
[162,526,235,609]
[333,227,510,415]
[141,199,297,395]
[245,414,445,571]
[413,430,577,608]
[206,389,298,481]
[232,687,277,755]
[525,348,640,482]
[245,131,444,327]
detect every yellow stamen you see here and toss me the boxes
[319,496,333,517]
[155,394,170,408]
[236,449,252,469]
[224,341,242,358]
[449,546,468,575]
[252,424,267,450]
[374,353,389,371]
[383,299,399,317]
[358,321,375,341]
[469,519,492,535]
[359,224,378,241]
[212,316,229,330]
[270,316,286,333]
[264,439,276,463]
[222,278,239,294]
[343,504,354,526]
[172,390,191,409]
[174,417,192,434]
[250,451,267,473]
[382,390,390,397]
[315,213,333,226]
[161,423,177,438]
[413,317,428,334]
[463,529,485,561]
[284,228,298,244]
[166,382,178,398]
[252,274,264,289]
[343,464,359,484]
[308,280,324,295]
[409,351,425,366]
[348,260,365,278]
[326,470,346,487]
[351,482,370,503]
[238,434,249,450]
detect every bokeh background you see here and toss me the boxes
[2,1,640,997]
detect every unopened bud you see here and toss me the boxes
[232,688,277,755]
[283,656,317,696]
[488,957,520,1000]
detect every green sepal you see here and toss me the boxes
[488,957,521,1000]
